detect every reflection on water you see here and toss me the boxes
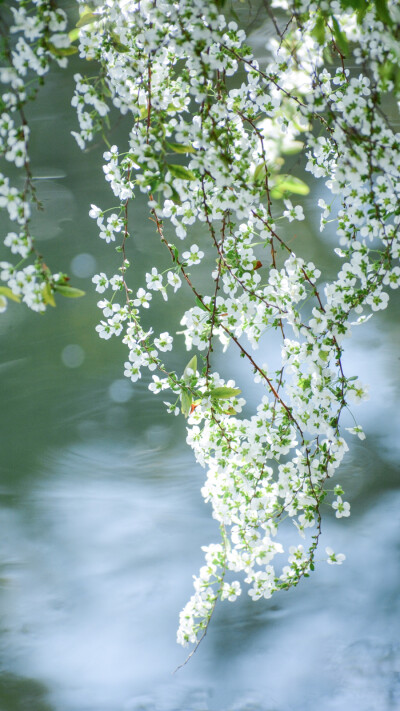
[0,429,399,710]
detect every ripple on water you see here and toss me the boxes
[0,438,399,711]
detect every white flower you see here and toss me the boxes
[148,375,169,393]
[103,145,119,162]
[97,299,119,317]
[154,332,173,351]
[92,273,109,293]
[145,267,163,291]
[167,270,182,292]
[133,288,152,308]
[283,199,305,222]
[332,497,350,518]
[347,382,369,404]
[164,401,179,416]
[110,275,124,290]
[89,204,102,219]
[124,361,141,382]
[326,547,346,565]
[221,581,241,602]
[345,426,365,440]
[95,321,112,340]
[182,244,204,265]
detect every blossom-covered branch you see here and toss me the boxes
[2,0,400,657]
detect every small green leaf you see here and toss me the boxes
[195,297,209,312]
[53,285,86,298]
[340,0,365,8]
[148,176,162,193]
[181,390,192,417]
[271,175,310,198]
[184,355,197,378]
[207,386,241,400]
[166,142,196,154]
[252,163,266,184]
[0,286,20,303]
[47,43,79,57]
[76,11,97,28]
[168,243,179,262]
[332,16,349,57]
[378,60,395,82]
[374,0,393,25]
[356,0,370,23]
[168,164,197,181]
[110,33,130,52]
[68,27,80,43]
[322,45,333,64]
[42,283,56,307]
[311,14,326,45]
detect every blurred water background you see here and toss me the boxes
[0,3,399,710]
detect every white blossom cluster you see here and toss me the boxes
[2,0,399,655]
[0,1,72,312]
[69,0,400,650]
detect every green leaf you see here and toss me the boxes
[148,176,162,193]
[207,387,241,400]
[168,164,197,181]
[110,33,130,52]
[168,243,179,262]
[184,355,197,378]
[356,0,371,23]
[53,285,86,298]
[378,60,395,82]
[270,175,310,198]
[311,14,326,45]
[322,45,333,64]
[252,163,266,184]
[181,390,192,417]
[0,286,20,303]
[42,283,56,307]
[47,43,79,57]
[68,27,80,43]
[76,11,97,28]
[195,297,209,312]
[332,16,349,57]
[340,0,366,8]
[374,0,393,25]
[166,142,196,154]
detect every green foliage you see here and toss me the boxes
[53,285,86,298]
[168,164,197,181]
[206,387,242,400]
[270,175,310,199]
[166,142,197,154]
[46,43,79,57]
[0,286,21,303]
[331,16,349,56]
